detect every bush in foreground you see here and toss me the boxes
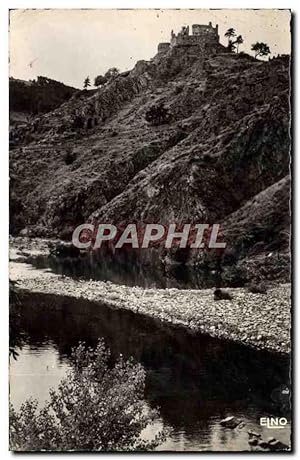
[10,340,165,451]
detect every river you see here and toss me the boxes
[10,255,291,451]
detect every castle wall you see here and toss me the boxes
[169,22,220,50]
[170,35,219,50]
[157,23,221,56]
[192,22,219,37]
[157,42,171,54]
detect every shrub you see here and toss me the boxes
[10,340,165,451]
[72,115,85,129]
[64,149,77,165]
[145,103,171,126]
[104,67,120,81]
[222,264,248,287]
[94,75,107,87]
[174,84,184,95]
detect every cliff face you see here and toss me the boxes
[9,46,290,282]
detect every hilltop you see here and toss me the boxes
[9,24,291,285]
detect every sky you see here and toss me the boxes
[9,9,291,89]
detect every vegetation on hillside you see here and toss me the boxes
[9,76,76,116]
[251,42,271,59]
[224,28,244,53]
[83,76,91,89]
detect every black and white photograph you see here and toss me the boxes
[8,7,292,452]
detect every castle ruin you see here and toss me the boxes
[157,22,221,55]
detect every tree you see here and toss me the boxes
[251,42,271,59]
[224,28,236,47]
[104,67,119,81]
[94,75,107,87]
[83,76,91,89]
[235,35,244,53]
[10,340,165,451]
[225,29,244,53]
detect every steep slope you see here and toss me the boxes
[220,176,291,284]
[10,46,290,281]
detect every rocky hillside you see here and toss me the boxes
[9,45,291,283]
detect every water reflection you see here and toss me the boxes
[10,291,291,451]
[25,250,216,289]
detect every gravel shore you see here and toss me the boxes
[10,259,291,355]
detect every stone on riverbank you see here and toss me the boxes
[10,259,291,354]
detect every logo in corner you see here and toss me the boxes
[260,417,288,429]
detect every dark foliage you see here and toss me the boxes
[145,103,172,126]
[64,149,77,165]
[9,77,76,115]
[10,340,166,451]
[94,75,108,87]
[104,67,120,81]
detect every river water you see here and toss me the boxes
[24,250,216,289]
[9,256,291,451]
